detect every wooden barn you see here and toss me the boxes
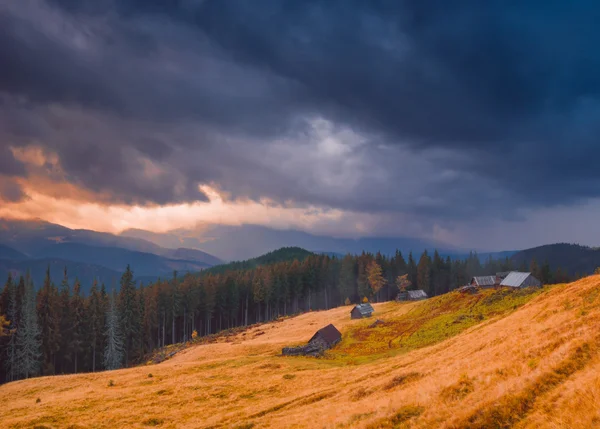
[398,290,428,301]
[470,276,498,288]
[407,290,428,300]
[282,324,342,356]
[351,303,374,319]
[500,272,542,288]
[309,324,342,348]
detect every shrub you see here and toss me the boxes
[351,387,372,401]
[35,397,41,404]
[384,372,422,390]
[142,417,164,426]
[148,373,153,378]
[283,374,295,380]
[440,375,474,402]
[595,267,600,275]
[108,380,114,387]
[366,405,424,428]
[191,330,198,340]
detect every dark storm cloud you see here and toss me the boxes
[2,0,600,220]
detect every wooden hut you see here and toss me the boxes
[407,290,428,301]
[282,324,342,356]
[350,303,374,319]
[500,272,542,288]
[470,276,498,288]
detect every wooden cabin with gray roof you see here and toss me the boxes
[351,303,374,319]
[470,275,498,288]
[500,271,542,288]
[397,289,428,301]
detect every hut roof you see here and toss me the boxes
[471,276,497,287]
[407,290,428,299]
[352,303,374,316]
[500,271,535,287]
[309,324,342,346]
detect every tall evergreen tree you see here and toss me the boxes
[37,266,60,375]
[118,265,140,365]
[4,274,19,382]
[16,273,41,379]
[58,268,73,374]
[417,251,432,295]
[104,291,124,371]
[71,279,86,373]
[338,254,355,304]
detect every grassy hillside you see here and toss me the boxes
[204,246,314,275]
[2,276,600,428]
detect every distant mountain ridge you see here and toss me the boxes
[510,243,600,276]
[0,218,222,265]
[0,219,222,292]
[121,224,464,261]
[204,247,314,275]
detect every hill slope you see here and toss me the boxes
[204,246,314,275]
[511,243,600,275]
[2,277,600,428]
[0,244,27,260]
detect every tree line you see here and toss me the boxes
[0,248,571,383]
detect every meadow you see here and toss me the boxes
[2,276,600,428]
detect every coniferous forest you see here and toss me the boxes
[0,247,571,384]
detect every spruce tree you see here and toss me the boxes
[37,266,60,375]
[118,265,140,365]
[104,291,124,371]
[58,268,73,373]
[339,254,356,304]
[16,273,41,379]
[4,274,19,382]
[71,279,85,373]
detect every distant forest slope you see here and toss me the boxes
[204,246,314,275]
[511,243,600,276]
[0,244,27,260]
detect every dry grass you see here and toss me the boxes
[2,277,600,428]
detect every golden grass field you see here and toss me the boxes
[2,276,600,428]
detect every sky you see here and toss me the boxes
[1,0,600,250]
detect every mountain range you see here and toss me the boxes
[1,218,598,292]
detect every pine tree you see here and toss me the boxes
[338,255,355,305]
[71,279,85,373]
[104,291,124,371]
[118,265,140,365]
[407,252,418,288]
[16,273,41,379]
[58,268,73,374]
[3,274,19,382]
[37,266,60,375]
[87,280,105,372]
[417,251,432,295]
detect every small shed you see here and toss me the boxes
[500,272,542,288]
[470,276,497,288]
[351,303,374,319]
[308,324,342,348]
[407,290,428,300]
[282,324,342,356]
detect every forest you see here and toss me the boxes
[0,247,571,384]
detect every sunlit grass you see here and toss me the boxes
[2,277,600,428]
